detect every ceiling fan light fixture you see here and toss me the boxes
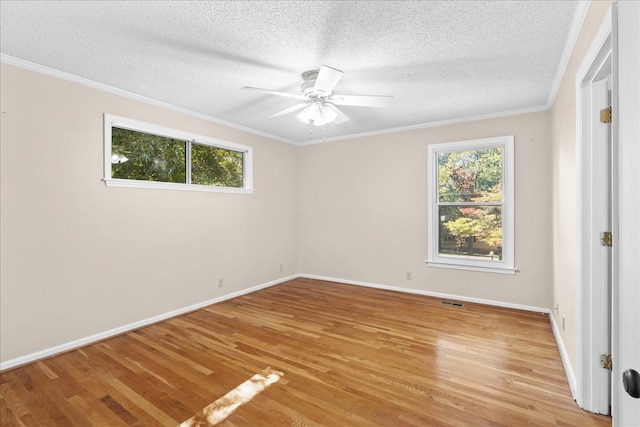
[297,102,321,122]
[314,106,337,126]
[297,101,337,126]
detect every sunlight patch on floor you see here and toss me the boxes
[179,367,284,426]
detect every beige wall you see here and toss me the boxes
[0,63,299,363]
[1,1,613,369]
[550,1,612,377]
[299,111,553,309]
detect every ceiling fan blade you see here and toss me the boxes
[330,94,393,108]
[242,86,307,100]
[324,103,350,124]
[268,103,308,118]
[314,65,343,95]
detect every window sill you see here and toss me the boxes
[103,178,253,194]
[426,260,517,275]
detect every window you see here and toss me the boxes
[427,135,514,274]
[103,114,253,193]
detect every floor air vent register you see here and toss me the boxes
[440,301,464,307]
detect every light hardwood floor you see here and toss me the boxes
[0,278,611,426]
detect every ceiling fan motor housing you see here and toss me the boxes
[301,69,329,98]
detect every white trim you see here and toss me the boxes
[0,54,296,145]
[298,105,548,146]
[0,272,553,372]
[299,274,549,313]
[104,113,254,193]
[1,54,552,147]
[574,5,613,413]
[551,313,579,401]
[427,135,515,273]
[0,274,298,372]
[425,261,516,275]
[102,179,254,194]
[611,3,640,424]
[547,1,592,107]
[106,114,250,153]
[575,7,614,83]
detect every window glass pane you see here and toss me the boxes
[438,148,503,203]
[111,127,186,183]
[191,143,244,188]
[439,205,502,261]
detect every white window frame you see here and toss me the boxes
[427,135,515,274]
[103,114,253,194]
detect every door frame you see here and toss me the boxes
[575,5,612,414]
[611,1,640,425]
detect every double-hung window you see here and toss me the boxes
[103,114,253,194]
[427,135,515,274]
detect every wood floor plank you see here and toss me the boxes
[68,394,129,427]
[105,377,178,425]
[0,278,611,426]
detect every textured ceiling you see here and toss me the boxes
[0,1,579,144]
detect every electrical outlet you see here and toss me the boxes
[406,271,412,280]
[218,278,224,288]
[280,264,284,272]
[555,304,559,315]
[562,316,566,331]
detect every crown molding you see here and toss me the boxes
[547,1,592,108]
[297,104,549,146]
[2,43,570,148]
[0,54,297,145]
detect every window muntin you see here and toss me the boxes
[427,136,514,274]
[104,114,253,193]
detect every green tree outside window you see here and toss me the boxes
[111,127,244,188]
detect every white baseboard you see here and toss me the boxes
[0,274,297,372]
[299,274,550,313]
[302,274,583,399]
[550,313,578,400]
[1,273,555,372]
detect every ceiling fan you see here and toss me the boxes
[241,65,393,127]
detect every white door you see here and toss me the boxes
[612,2,640,426]
[591,75,612,415]
[577,26,613,414]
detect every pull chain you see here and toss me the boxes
[306,120,327,142]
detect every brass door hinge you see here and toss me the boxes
[601,354,613,370]
[601,231,613,247]
[600,107,612,123]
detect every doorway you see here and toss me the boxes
[576,23,612,415]
[578,3,640,424]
